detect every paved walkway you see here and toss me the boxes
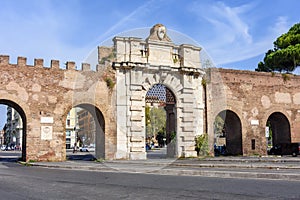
[21,155,300,181]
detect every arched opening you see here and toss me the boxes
[0,99,26,161]
[214,110,243,156]
[145,84,176,158]
[267,112,294,155]
[65,104,105,161]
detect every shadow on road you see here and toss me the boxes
[0,151,22,167]
[66,147,168,161]
[147,147,167,159]
[0,157,21,162]
[67,153,96,161]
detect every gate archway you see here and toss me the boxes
[214,110,243,156]
[267,112,291,153]
[0,99,26,161]
[65,104,105,160]
[145,84,176,158]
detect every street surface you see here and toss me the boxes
[1,151,300,199]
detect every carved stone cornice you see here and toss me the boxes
[179,66,205,78]
[112,62,147,70]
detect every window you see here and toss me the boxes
[66,131,71,137]
[66,138,71,144]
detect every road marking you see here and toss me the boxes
[0,156,20,158]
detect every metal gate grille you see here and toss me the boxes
[145,84,175,105]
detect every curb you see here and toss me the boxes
[104,158,300,170]
[20,161,300,181]
[156,169,300,181]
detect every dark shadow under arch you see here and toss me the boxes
[214,110,243,156]
[267,112,291,146]
[0,99,27,161]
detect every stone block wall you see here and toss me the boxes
[206,68,300,156]
[0,55,116,161]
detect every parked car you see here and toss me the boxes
[214,145,227,156]
[268,143,299,157]
[1,145,11,151]
[79,146,95,152]
[79,146,89,152]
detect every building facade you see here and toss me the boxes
[65,108,78,149]
[0,129,4,146]
[77,109,95,147]
[4,106,23,149]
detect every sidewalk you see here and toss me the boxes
[22,155,300,181]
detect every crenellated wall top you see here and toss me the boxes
[0,55,98,72]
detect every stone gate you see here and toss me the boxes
[0,24,205,161]
[112,24,205,159]
[1,23,300,162]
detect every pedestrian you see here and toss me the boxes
[73,142,77,153]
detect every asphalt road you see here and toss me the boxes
[1,159,300,200]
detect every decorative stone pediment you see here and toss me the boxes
[113,24,202,69]
[146,24,172,42]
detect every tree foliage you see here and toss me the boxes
[256,23,300,73]
[214,115,225,138]
[195,133,209,156]
[145,106,166,137]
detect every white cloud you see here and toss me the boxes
[186,1,255,64]
[82,1,156,68]
[0,1,86,66]
[272,16,290,37]
[90,1,154,47]
[0,0,297,70]
[210,2,253,44]
[187,1,294,66]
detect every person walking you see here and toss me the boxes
[73,142,77,153]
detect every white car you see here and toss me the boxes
[1,145,11,151]
[79,146,89,152]
[79,146,95,152]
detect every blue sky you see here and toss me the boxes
[0,0,299,128]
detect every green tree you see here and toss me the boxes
[256,23,300,73]
[195,133,209,156]
[145,105,151,127]
[214,115,225,138]
[145,106,166,137]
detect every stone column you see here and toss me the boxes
[115,69,129,159]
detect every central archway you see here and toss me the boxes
[145,84,176,158]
